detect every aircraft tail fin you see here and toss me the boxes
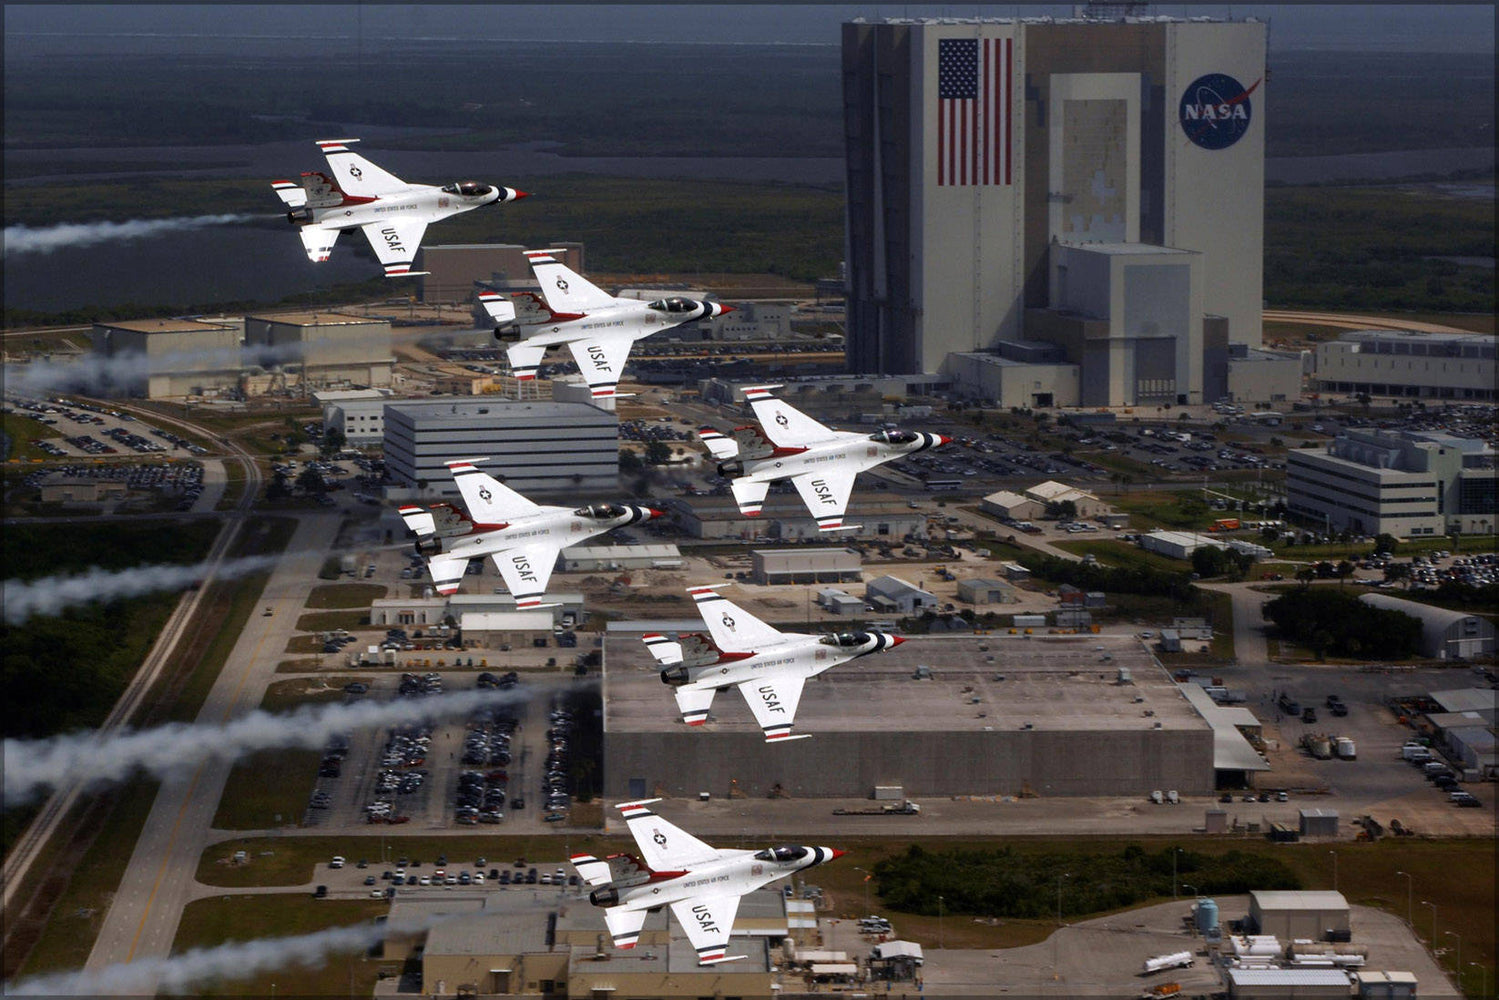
[730,478,769,517]
[298,170,345,208]
[271,180,307,209]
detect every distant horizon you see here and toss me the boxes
[4,4,1494,54]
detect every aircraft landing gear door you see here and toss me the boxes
[628,778,647,799]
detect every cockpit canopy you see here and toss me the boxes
[819,631,871,648]
[442,181,493,197]
[647,297,701,314]
[869,429,918,445]
[754,845,808,863]
[575,503,626,520]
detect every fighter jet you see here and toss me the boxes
[643,586,904,741]
[572,798,844,963]
[271,138,526,277]
[699,385,951,531]
[478,249,733,400]
[397,458,660,605]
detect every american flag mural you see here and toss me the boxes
[936,36,1013,187]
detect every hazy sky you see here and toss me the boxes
[4,4,1494,53]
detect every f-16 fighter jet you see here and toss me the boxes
[478,249,733,400]
[643,586,904,741]
[271,138,526,277]
[398,458,660,605]
[572,798,844,963]
[698,385,951,531]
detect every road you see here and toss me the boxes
[82,512,341,989]
[1,403,261,927]
[1263,309,1477,335]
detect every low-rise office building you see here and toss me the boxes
[1314,329,1496,402]
[316,388,392,446]
[751,548,862,585]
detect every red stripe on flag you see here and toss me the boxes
[1005,37,1013,186]
[972,73,979,185]
[983,40,991,185]
[938,97,945,186]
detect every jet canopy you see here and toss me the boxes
[869,429,919,445]
[575,503,626,520]
[820,631,871,648]
[648,297,702,314]
[754,845,808,863]
[442,181,493,197]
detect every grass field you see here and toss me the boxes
[1,413,55,462]
[295,610,369,633]
[306,583,387,609]
[171,895,392,998]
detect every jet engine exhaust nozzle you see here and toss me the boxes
[414,537,443,557]
[717,459,744,478]
[286,208,312,225]
[660,666,689,686]
[589,886,619,907]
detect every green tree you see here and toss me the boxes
[266,471,292,500]
[643,440,672,465]
[1374,533,1399,555]
[320,425,346,457]
[296,467,325,494]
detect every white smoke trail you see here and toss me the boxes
[3,555,281,626]
[6,916,445,996]
[3,214,256,256]
[4,688,527,805]
[8,339,307,397]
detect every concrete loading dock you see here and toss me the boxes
[603,634,1215,799]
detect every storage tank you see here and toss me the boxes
[1335,737,1357,760]
[1194,898,1220,935]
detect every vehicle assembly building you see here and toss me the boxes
[842,12,1267,404]
[603,633,1216,799]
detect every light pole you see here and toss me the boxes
[937,895,944,950]
[1328,849,1338,892]
[1395,871,1413,927]
[1444,931,1460,986]
[1420,900,1437,948]
[854,867,872,916]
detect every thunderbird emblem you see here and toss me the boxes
[652,829,667,846]
[478,487,492,502]
[349,166,363,179]
[556,277,570,293]
[721,613,736,630]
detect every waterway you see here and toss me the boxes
[3,141,1492,313]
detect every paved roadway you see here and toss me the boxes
[82,512,341,988]
[1263,309,1476,335]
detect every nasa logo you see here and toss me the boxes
[1179,73,1259,150]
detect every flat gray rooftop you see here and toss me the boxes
[606,632,1207,736]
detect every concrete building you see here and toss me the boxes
[1287,430,1497,537]
[957,577,1019,604]
[1359,594,1496,660]
[1298,807,1340,837]
[1314,329,1497,402]
[699,373,950,408]
[316,388,392,446]
[603,633,1216,798]
[383,399,619,500]
[38,476,128,504]
[942,347,1080,407]
[369,594,577,633]
[816,587,867,615]
[1225,343,1303,405]
[89,316,244,397]
[1139,529,1223,561]
[415,889,783,999]
[670,498,927,544]
[865,575,938,615]
[751,547,862,586]
[1025,480,1107,518]
[244,310,394,390]
[1247,890,1350,941]
[981,489,1042,521]
[559,544,682,572]
[1226,968,1351,999]
[843,13,1267,383]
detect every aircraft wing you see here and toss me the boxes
[447,459,541,523]
[790,468,857,531]
[603,906,648,951]
[743,386,838,448]
[477,290,517,326]
[299,227,337,263]
[505,341,549,381]
[563,333,635,400]
[673,686,717,728]
[618,798,723,870]
[526,249,617,312]
[491,541,557,609]
[271,180,307,208]
[729,479,769,518]
[424,552,470,597]
[359,219,429,278]
[737,672,809,742]
[669,894,744,965]
[316,138,407,196]
[688,587,784,653]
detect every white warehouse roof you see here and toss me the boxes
[1227,968,1351,987]
[1250,890,1348,910]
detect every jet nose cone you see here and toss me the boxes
[647,508,667,520]
[504,188,529,202]
[890,636,906,648]
[936,435,953,446]
[829,849,846,861]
